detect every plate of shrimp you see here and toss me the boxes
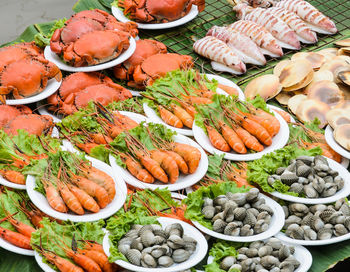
[26,154,127,222]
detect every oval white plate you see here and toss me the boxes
[207,239,312,272]
[0,236,34,256]
[103,217,208,272]
[44,37,136,72]
[267,104,295,123]
[191,194,285,242]
[341,157,349,168]
[110,134,208,191]
[26,156,127,222]
[5,79,62,105]
[206,74,245,101]
[193,108,289,161]
[325,125,350,160]
[34,251,55,272]
[0,174,26,190]
[111,5,198,30]
[270,156,350,204]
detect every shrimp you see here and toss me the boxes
[70,175,110,209]
[58,181,85,215]
[0,170,26,184]
[247,107,280,136]
[75,143,100,154]
[164,151,189,174]
[77,249,114,272]
[158,105,183,128]
[67,184,100,213]
[63,247,102,272]
[183,95,213,105]
[119,153,154,183]
[218,121,246,154]
[217,84,239,96]
[42,179,68,213]
[0,226,31,249]
[229,121,264,152]
[40,249,84,272]
[134,151,168,183]
[18,202,44,229]
[151,150,179,184]
[90,133,113,145]
[173,143,201,174]
[170,104,194,128]
[205,123,231,152]
[3,213,36,237]
[274,109,291,123]
[113,111,139,129]
[82,241,105,254]
[175,100,197,119]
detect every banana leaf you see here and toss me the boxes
[0,248,41,272]
[73,0,110,12]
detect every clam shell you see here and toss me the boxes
[334,224,348,237]
[326,108,350,129]
[125,249,142,266]
[278,244,291,260]
[317,227,333,240]
[233,207,247,221]
[334,123,350,150]
[260,255,279,269]
[213,219,227,233]
[287,94,307,114]
[335,39,350,47]
[245,74,282,101]
[291,52,325,70]
[289,183,304,194]
[279,59,313,88]
[295,99,330,128]
[243,210,257,227]
[258,245,273,257]
[141,252,157,268]
[172,249,190,263]
[240,224,254,236]
[280,171,299,185]
[158,256,174,267]
[220,256,236,270]
[202,205,216,219]
[257,204,274,215]
[246,188,260,203]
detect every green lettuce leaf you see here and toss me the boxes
[205,241,241,272]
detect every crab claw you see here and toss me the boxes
[50,28,64,54]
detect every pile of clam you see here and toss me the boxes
[327,106,350,150]
[283,198,350,240]
[201,188,273,236]
[118,223,197,268]
[218,238,300,272]
[245,38,350,128]
[268,155,344,198]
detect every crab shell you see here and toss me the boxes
[113,39,167,81]
[50,9,138,54]
[0,58,61,101]
[118,0,205,23]
[0,105,32,128]
[4,114,54,136]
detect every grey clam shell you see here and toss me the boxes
[158,256,174,267]
[125,249,142,266]
[220,256,236,270]
[280,171,299,185]
[172,249,190,263]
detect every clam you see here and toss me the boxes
[126,249,142,266]
[295,99,330,128]
[172,249,190,263]
[158,256,174,267]
[326,108,350,129]
[274,60,292,77]
[334,124,350,151]
[335,38,350,47]
[291,52,325,70]
[279,59,313,89]
[339,70,350,86]
[306,80,344,107]
[245,74,282,101]
[287,94,307,114]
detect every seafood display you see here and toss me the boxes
[326,106,350,151]
[268,155,344,198]
[282,198,350,240]
[201,188,273,236]
[118,223,197,267]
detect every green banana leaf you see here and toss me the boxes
[0,248,40,272]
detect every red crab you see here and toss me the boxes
[47,72,132,115]
[118,0,205,23]
[4,114,54,136]
[0,105,32,128]
[50,9,138,54]
[113,39,167,82]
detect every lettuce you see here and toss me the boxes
[34,18,66,47]
[106,97,144,114]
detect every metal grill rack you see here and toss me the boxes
[138,0,350,86]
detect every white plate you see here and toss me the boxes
[143,74,244,136]
[111,5,198,30]
[44,37,136,72]
[110,134,208,191]
[341,157,349,168]
[193,108,289,161]
[34,251,55,272]
[270,156,350,204]
[0,175,26,190]
[267,104,295,123]
[5,79,62,105]
[191,194,285,242]
[103,217,208,272]
[325,125,350,160]
[0,237,34,256]
[207,239,312,272]
[26,155,127,222]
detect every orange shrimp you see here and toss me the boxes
[246,109,280,137]
[151,150,179,184]
[77,249,114,272]
[184,95,213,105]
[91,133,113,145]
[3,213,36,237]
[39,249,84,272]
[119,153,155,183]
[63,247,102,272]
[229,121,264,152]
[18,202,44,229]
[170,104,194,128]
[158,105,183,128]
[274,109,291,123]
[0,170,26,184]
[82,241,105,254]
[175,100,197,118]
[218,121,246,154]
[134,151,168,183]
[217,83,239,96]
[173,143,201,174]
[165,151,189,174]
[42,179,68,213]
[0,226,32,249]
[58,181,85,215]
[67,184,100,213]
[205,123,231,152]
[113,111,139,130]
[75,143,100,154]
[70,175,110,209]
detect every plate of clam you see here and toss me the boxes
[269,155,350,204]
[190,188,285,242]
[276,198,350,246]
[103,217,208,271]
[207,237,312,272]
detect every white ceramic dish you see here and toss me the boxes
[34,251,55,272]
[44,37,136,72]
[191,194,285,242]
[267,104,295,123]
[341,157,349,168]
[111,5,198,30]
[6,79,61,105]
[110,133,208,191]
[207,239,312,272]
[270,156,350,204]
[103,217,208,272]
[0,237,34,256]
[26,155,127,222]
[0,175,26,190]
[325,125,350,160]
[206,74,245,101]
[192,108,289,161]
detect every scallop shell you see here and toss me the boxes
[326,108,350,129]
[245,74,282,101]
[274,60,292,77]
[311,70,334,84]
[339,70,350,86]
[317,48,338,62]
[337,47,350,56]
[283,70,314,92]
[291,52,325,70]
[275,91,294,105]
[319,58,350,80]
[287,94,307,114]
[295,99,330,128]
[279,59,313,88]
[306,80,344,107]
[334,124,350,151]
[335,39,350,47]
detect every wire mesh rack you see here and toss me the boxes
[138,0,350,86]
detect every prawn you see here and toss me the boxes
[75,143,100,154]
[164,151,189,174]
[217,83,239,96]
[67,184,100,213]
[217,120,246,154]
[245,106,280,136]
[57,180,85,215]
[119,153,154,183]
[0,170,25,185]
[2,211,35,237]
[0,214,31,249]
[42,178,68,213]
[205,121,231,152]
[172,143,201,174]
[77,249,114,272]
[151,150,179,184]
[158,105,183,128]
[170,104,194,128]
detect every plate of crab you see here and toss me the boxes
[26,147,127,222]
[108,111,209,191]
[142,69,245,136]
[111,0,205,30]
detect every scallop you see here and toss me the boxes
[334,100,350,110]
[334,124,350,151]
[337,47,350,56]
[295,99,330,128]
[291,52,325,70]
[244,74,282,101]
[288,94,307,114]
[279,59,313,88]
[274,60,292,77]
[283,70,314,92]
[311,70,334,83]
[326,108,350,129]
[335,39,350,47]
[319,58,350,80]
[339,70,350,86]
[276,92,294,105]
[317,48,338,62]
[306,80,344,107]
